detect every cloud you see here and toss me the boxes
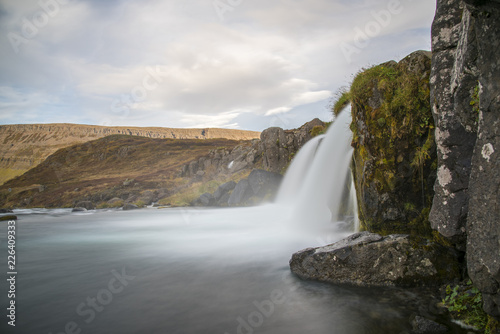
[0,0,436,130]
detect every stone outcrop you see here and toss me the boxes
[429,0,477,250]
[193,169,283,207]
[181,118,326,180]
[350,51,437,236]
[0,123,260,185]
[74,201,95,210]
[259,118,326,172]
[430,0,500,318]
[290,232,460,287]
[180,143,258,179]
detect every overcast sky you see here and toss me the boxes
[0,0,435,131]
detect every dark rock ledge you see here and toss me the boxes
[289,232,460,287]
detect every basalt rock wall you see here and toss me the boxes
[430,0,500,318]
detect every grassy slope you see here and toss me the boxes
[0,135,249,208]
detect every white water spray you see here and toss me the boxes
[276,108,356,234]
[275,134,325,203]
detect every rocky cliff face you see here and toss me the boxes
[350,51,437,237]
[180,118,327,179]
[430,0,500,319]
[184,119,326,207]
[0,123,260,185]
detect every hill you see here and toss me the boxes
[0,135,251,208]
[0,123,260,185]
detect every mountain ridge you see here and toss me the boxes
[0,123,260,185]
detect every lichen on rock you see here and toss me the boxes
[289,231,460,287]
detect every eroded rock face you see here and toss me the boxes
[429,0,477,250]
[430,0,500,318]
[180,119,326,181]
[289,232,460,287]
[259,118,326,172]
[462,0,500,318]
[350,51,437,237]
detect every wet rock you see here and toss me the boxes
[72,207,87,212]
[227,179,253,206]
[213,181,236,201]
[193,193,215,207]
[137,191,155,205]
[123,204,139,210]
[0,215,17,221]
[74,201,94,210]
[247,169,283,198]
[0,209,13,213]
[289,232,460,287]
[411,315,448,334]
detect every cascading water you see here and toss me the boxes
[276,108,357,233]
[275,134,325,203]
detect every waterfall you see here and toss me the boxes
[275,134,325,203]
[276,108,357,233]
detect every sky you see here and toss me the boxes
[0,0,436,131]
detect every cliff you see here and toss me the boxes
[430,0,500,320]
[349,50,437,237]
[0,123,260,185]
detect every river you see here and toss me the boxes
[0,207,464,333]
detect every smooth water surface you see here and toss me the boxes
[0,208,458,334]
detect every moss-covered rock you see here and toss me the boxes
[347,50,437,237]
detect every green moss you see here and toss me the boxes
[487,316,500,334]
[443,281,489,332]
[470,84,480,113]
[310,125,326,137]
[471,83,480,125]
[0,215,17,221]
[349,58,436,236]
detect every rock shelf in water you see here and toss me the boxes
[289,231,460,287]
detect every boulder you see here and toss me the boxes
[122,178,134,186]
[289,232,460,287]
[123,204,139,210]
[0,209,13,213]
[137,190,155,205]
[0,215,17,221]
[247,169,283,198]
[213,181,236,201]
[107,197,123,205]
[74,201,94,210]
[217,192,231,206]
[72,207,87,212]
[193,193,215,207]
[227,179,253,206]
[411,315,448,334]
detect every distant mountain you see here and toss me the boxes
[0,123,260,185]
[0,134,250,208]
